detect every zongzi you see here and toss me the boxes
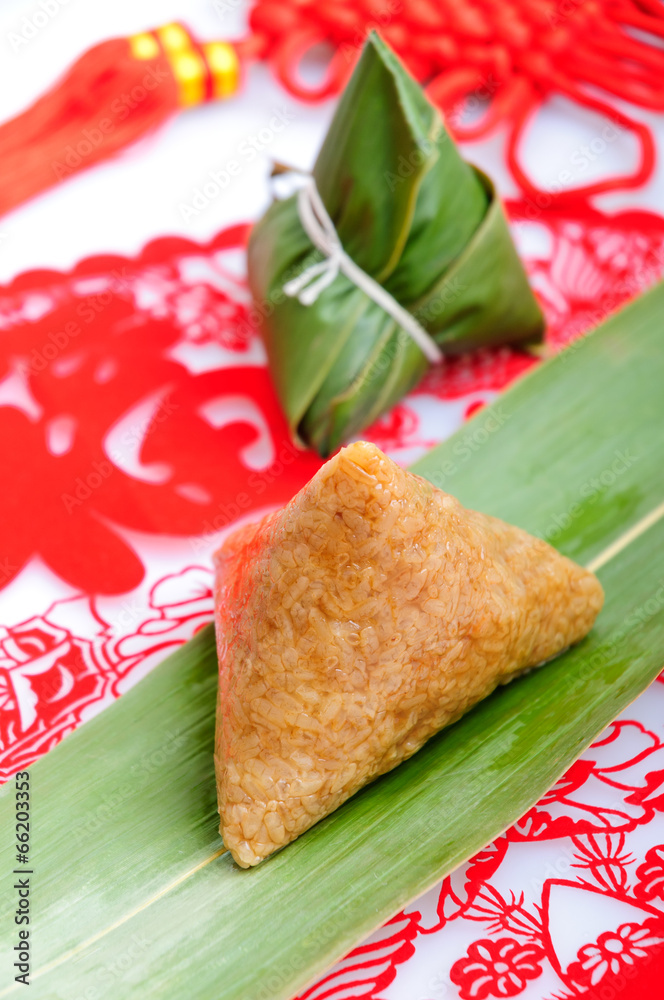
[213,442,603,867]
[248,34,544,456]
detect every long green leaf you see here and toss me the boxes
[1,282,664,999]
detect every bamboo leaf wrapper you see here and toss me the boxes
[248,33,544,456]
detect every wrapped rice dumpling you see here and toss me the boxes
[214,442,603,867]
[248,34,544,457]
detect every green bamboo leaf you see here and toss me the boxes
[248,33,544,456]
[409,173,546,351]
[312,33,444,282]
[313,33,486,284]
[1,282,664,1000]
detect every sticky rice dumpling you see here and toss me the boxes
[213,442,603,867]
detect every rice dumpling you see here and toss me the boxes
[213,441,603,867]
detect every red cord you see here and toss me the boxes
[250,0,664,205]
[505,74,656,206]
[272,28,351,102]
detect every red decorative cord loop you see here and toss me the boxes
[249,0,664,205]
[272,28,352,102]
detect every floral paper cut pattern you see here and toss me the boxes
[0,205,663,998]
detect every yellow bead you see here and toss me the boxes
[157,23,191,53]
[129,32,159,61]
[170,51,206,107]
[203,42,240,99]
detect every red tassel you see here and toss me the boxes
[0,24,245,219]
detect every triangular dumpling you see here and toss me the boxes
[213,441,603,867]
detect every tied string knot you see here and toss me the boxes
[283,177,443,364]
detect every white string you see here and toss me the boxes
[282,177,443,364]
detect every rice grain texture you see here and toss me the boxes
[213,441,603,867]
